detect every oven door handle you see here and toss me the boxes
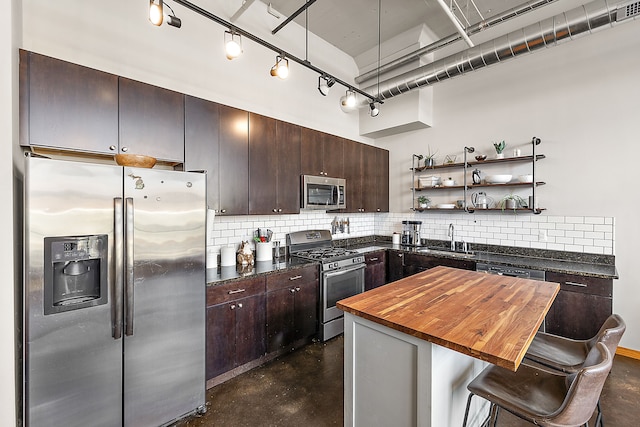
[323,263,366,280]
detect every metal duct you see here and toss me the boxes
[355,0,560,84]
[361,0,639,103]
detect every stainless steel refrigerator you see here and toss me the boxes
[23,155,206,426]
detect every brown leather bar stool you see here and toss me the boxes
[524,314,625,426]
[462,342,613,427]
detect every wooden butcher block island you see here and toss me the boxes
[337,266,559,427]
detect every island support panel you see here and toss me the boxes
[344,313,488,427]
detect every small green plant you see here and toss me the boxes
[424,146,438,167]
[498,194,526,211]
[417,195,430,206]
[493,140,506,154]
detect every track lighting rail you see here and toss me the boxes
[271,0,317,35]
[172,0,380,104]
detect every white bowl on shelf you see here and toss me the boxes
[485,174,512,184]
[517,174,534,183]
[442,179,456,187]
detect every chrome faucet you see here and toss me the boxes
[448,223,455,251]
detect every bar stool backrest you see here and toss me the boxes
[587,314,626,357]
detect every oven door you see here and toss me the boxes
[322,263,365,323]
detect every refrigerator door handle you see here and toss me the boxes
[113,198,124,340]
[125,197,135,336]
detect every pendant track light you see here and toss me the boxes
[224,30,243,60]
[149,0,181,28]
[318,75,335,96]
[270,55,289,79]
[369,103,380,117]
[149,0,164,26]
[345,89,356,108]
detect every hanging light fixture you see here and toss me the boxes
[224,30,243,60]
[149,0,181,28]
[270,55,289,79]
[317,75,335,96]
[369,103,380,117]
[344,89,356,108]
[149,0,164,26]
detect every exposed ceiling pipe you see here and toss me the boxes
[230,0,256,22]
[436,0,475,47]
[355,0,560,84]
[360,0,639,104]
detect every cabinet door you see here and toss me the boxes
[387,251,404,283]
[300,127,324,176]
[266,288,295,353]
[293,280,319,341]
[184,95,220,210]
[375,148,390,212]
[276,121,301,214]
[235,293,267,366]
[323,134,344,178]
[119,77,184,162]
[342,140,363,212]
[361,144,378,213]
[206,303,236,379]
[249,113,278,214]
[219,105,249,215]
[20,50,118,153]
[365,251,387,291]
[544,272,613,339]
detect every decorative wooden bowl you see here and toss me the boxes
[114,154,157,168]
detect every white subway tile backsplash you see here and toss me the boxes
[208,211,614,258]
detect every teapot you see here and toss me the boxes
[471,191,488,209]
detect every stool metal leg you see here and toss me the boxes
[462,393,473,427]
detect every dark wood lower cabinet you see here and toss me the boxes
[206,277,266,380]
[365,251,387,291]
[544,272,613,340]
[266,266,319,353]
[402,253,475,277]
[387,251,404,283]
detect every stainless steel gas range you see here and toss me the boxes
[286,230,365,341]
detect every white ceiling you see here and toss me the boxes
[261,0,517,58]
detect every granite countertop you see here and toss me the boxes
[207,257,317,285]
[347,241,618,279]
[208,237,618,286]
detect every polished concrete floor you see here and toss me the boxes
[176,335,640,426]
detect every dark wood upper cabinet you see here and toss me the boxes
[218,105,249,215]
[184,95,220,210]
[118,77,184,162]
[342,140,363,213]
[20,50,118,153]
[249,114,300,215]
[300,128,343,178]
[361,144,378,212]
[375,148,390,212]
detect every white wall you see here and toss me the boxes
[378,20,640,350]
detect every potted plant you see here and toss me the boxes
[417,195,430,209]
[493,140,506,159]
[424,146,438,168]
[498,193,526,211]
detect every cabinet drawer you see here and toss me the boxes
[207,277,265,306]
[546,272,612,297]
[266,265,319,292]
[365,251,386,265]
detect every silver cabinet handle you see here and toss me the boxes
[278,208,282,212]
[295,287,301,292]
[121,146,128,152]
[369,257,378,261]
[565,281,587,288]
[238,303,243,308]
[124,197,134,337]
[113,198,124,340]
[290,288,296,293]
[288,275,303,281]
[220,209,227,214]
[230,304,236,310]
[109,145,117,151]
[273,208,277,212]
[228,288,246,295]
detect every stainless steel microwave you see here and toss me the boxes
[301,175,346,210]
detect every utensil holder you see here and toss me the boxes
[255,242,272,262]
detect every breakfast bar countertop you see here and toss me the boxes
[337,265,560,371]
